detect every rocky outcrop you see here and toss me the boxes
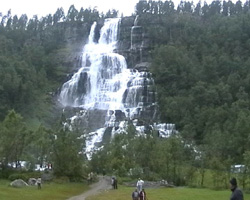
[118,16,153,69]
[10,179,29,188]
[28,178,37,185]
[134,62,151,72]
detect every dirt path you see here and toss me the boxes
[67,176,112,200]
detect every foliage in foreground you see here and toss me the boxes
[89,129,250,190]
[0,110,87,181]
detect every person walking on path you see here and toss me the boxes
[132,189,139,200]
[229,177,244,200]
[137,178,144,192]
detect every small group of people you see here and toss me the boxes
[132,188,147,200]
[132,178,147,200]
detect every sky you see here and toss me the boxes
[2,0,238,20]
[0,0,141,18]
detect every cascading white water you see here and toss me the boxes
[59,18,176,158]
[60,18,132,111]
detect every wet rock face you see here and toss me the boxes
[118,16,135,51]
[87,110,108,131]
[131,26,143,50]
[118,16,153,69]
[64,108,108,132]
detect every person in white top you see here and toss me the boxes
[37,177,42,189]
[136,178,144,192]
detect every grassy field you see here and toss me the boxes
[86,185,249,200]
[1,179,249,200]
[0,179,88,200]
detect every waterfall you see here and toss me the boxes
[59,18,154,118]
[60,18,131,111]
[59,18,176,158]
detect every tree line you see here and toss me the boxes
[0,110,86,180]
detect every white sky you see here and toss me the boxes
[0,0,141,18]
[1,0,236,19]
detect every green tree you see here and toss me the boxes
[0,110,31,168]
[67,5,78,22]
[243,151,250,189]
[51,117,85,180]
[29,125,53,169]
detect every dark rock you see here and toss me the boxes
[41,171,53,181]
[28,178,37,186]
[134,62,151,72]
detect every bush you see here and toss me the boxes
[8,171,42,182]
[0,168,15,179]
[8,173,29,182]
[144,171,160,181]
[119,176,133,184]
[53,176,70,184]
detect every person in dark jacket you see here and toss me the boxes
[229,177,244,200]
[139,188,147,200]
[111,177,118,189]
[132,189,139,200]
[113,177,118,189]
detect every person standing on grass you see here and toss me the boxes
[114,177,118,189]
[37,177,42,189]
[139,188,147,200]
[137,178,144,192]
[112,177,118,189]
[132,188,139,200]
[229,177,244,200]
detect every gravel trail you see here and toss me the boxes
[67,176,112,200]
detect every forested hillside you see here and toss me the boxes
[1,0,250,189]
[92,0,250,188]
[135,0,250,164]
[0,5,118,181]
[0,6,102,125]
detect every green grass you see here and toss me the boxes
[0,179,88,200]
[86,185,249,200]
[1,179,249,200]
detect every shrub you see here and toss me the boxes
[8,173,29,182]
[8,171,42,182]
[0,168,14,179]
[53,176,70,184]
